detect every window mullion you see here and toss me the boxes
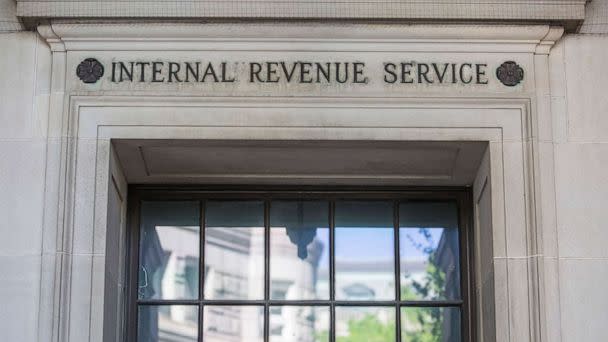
[264,200,271,342]
[129,198,142,342]
[329,200,336,342]
[394,200,402,342]
[458,194,471,342]
[198,200,206,342]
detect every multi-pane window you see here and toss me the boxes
[131,190,470,342]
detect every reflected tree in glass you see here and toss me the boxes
[269,306,329,342]
[400,202,460,301]
[399,202,461,341]
[332,307,396,342]
[401,307,461,342]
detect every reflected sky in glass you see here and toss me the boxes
[203,305,264,342]
[335,306,396,342]
[269,306,329,342]
[401,307,461,342]
[139,201,200,300]
[138,305,198,342]
[205,201,265,300]
[270,200,330,300]
[399,202,460,300]
[335,201,395,301]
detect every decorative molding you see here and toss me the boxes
[46,21,556,41]
[33,16,562,342]
[37,22,564,54]
[63,94,534,342]
[36,23,64,51]
[535,25,565,55]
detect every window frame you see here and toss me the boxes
[126,185,475,342]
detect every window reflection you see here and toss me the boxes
[335,201,395,301]
[139,201,200,300]
[399,202,460,300]
[401,307,461,342]
[135,197,466,342]
[335,307,396,342]
[269,306,329,342]
[205,201,265,300]
[203,306,264,342]
[270,201,330,300]
[138,305,198,342]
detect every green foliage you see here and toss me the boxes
[317,329,329,342]
[414,263,446,299]
[400,228,447,341]
[318,228,450,342]
[317,314,395,342]
[402,307,443,342]
[337,314,395,342]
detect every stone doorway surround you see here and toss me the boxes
[36,22,563,342]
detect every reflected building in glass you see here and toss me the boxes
[138,200,330,342]
[137,200,461,341]
[268,200,330,341]
[138,201,201,341]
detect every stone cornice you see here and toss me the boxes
[36,22,564,54]
[18,0,586,21]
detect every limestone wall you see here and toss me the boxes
[550,33,608,341]
[0,32,51,342]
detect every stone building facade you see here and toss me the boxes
[1,1,607,341]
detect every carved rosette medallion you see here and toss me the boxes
[76,58,104,84]
[496,61,524,87]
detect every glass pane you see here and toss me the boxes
[203,305,264,342]
[138,305,198,342]
[269,306,329,342]
[204,201,265,300]
[335,201,395,301]
[335,306,396,342]
[401,307,461,342]
[139,201,200,300]
[399,202,460,300]
[270,201,329,300]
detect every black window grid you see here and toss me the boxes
[127,188,474,342]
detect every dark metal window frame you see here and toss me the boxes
[126,185,475,342]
